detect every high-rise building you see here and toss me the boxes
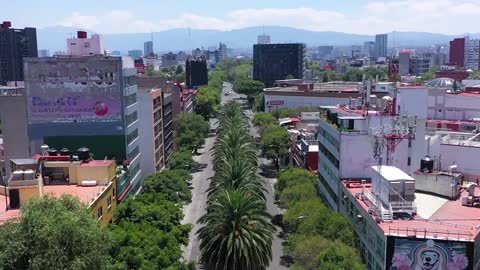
[144,41,154,57]
[449,38,466,68]
[464,37,480,70]
[363,41,375,57]
[218,42,227,61]
[23,56,143,200]
[186,59,208,88]
[38,49,50,57]
[318,46,334,59]
[258,35,271,44]
[161,52,178,67]
[0,21,37,85]
[398,50,412,76]
[128,50,143,59]
[374,34,388,58]
[253,43,306,87]
[67,31,103,56]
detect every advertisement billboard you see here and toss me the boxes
[25,57,123,124]
[387,237,473,270]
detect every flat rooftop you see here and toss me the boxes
[265,82,359,93]
[43,184,108,205]
[0,195,21,225]
[344,181,480,241]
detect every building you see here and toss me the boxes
[218,43,227,61]
[144,41,154,57]
[449,38,466,68]
[465,37,480,70]
[318,46,334,59]
[111,51,121,56]
[37,49,50,57]
[399,50,412,76]
[0,21,37,85]
[162,91,174,165]
[0,86,30,179]
[128,50,143,59]
[253,43,306,87]
[398,50,431,76]
[340,167,478,269]
[186,59,208,88]
[258,34,271,44]
[263,81,395,110]
[138,86,164,175]
[161,52,178,68]
[23,56,142,201]
[363,41,375,58]
[435,66,469,81]
[374,34,388,58]
[3,148,117,224]
[316,86,427,210]
[67,31,103,56]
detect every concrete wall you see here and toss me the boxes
[138,90,155,177]
[265,94,351,110]
[0,90,30,178]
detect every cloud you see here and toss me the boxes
[58,2,480,34]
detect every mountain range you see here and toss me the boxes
[37,26,480,53]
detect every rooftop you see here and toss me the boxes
[372,166,415,181]
[0,195,21,225]
[42,184,108,205]
[344,181,480,241]
[265,82,359,93]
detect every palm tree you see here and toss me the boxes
[197,190,274,270]
[212,126,257,170]
[208,158,266,201]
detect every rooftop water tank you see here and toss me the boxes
[77,147,91,162]
[12,170,24,181]
[23,170,35,180]
[60,148,70,156]
[48,148,59,156]
[420,157,434,172]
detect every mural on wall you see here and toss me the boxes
[391,239,469,270]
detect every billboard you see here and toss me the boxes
[25,58,123,124]
[388,237,473,270]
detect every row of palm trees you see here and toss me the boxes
[197,101,275,270]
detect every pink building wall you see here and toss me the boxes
[67,32,103,56]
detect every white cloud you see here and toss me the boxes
[58,2,480,34]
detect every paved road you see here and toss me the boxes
[182,83,287,269]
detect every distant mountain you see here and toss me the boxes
[36,26,480,53]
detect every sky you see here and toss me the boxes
[3,0,480,34]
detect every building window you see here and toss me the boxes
[127,129,139,145]
[97,207,103,219]
[125,93,137,107]
[112,188,116,198]
[107,196,112,209]
[126,111,138,126]
[128,146,140,161]
[407,157,411,166]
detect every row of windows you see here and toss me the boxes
[319,144,339,169]
[96,190,115,220]
[128,146,140,161]
[126,111,138,126]
[319,127,340,151]
[318,174,338,204]
[123,76,136,87]
[124,93,137,107]
[127,129,139,145]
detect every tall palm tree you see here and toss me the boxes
[197,190,274,270]
[208,158,266,201]
[212,127,257,170]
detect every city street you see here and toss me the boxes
[182,82,286,269]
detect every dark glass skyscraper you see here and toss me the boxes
[0,22,37,85]
[253,43,306,87]
[186,59,208,88]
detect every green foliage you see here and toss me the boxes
[110,168,193,269]
[143,170,192,203]
[169,150,194,171]
[175,65,184,74]
[287,235,365,270]
[0,195,112,270]
[198,101,274,269]
[277,168,365,269]
[216,58,252,82]
[254,93,265,112]
[196,86,221,120]
[253,112,277,127]
[260,125,290,166]
[176,113,210,150]
[271,107,319,119]
[234,79,264,97]
[418,65,440,82]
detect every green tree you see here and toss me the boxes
[234,79,265,108]
[197,190,274,270]
[169,150,194,171]
[176,113,210,150]
[260,125,290,169]
[195,86,221,120]
[175,64,184,74]
[253,112,277,127]
[0,195,112,270]
[142,169,192,203]
[342,68,364,82]
[254,93,265,112]
[275,167,317,193]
